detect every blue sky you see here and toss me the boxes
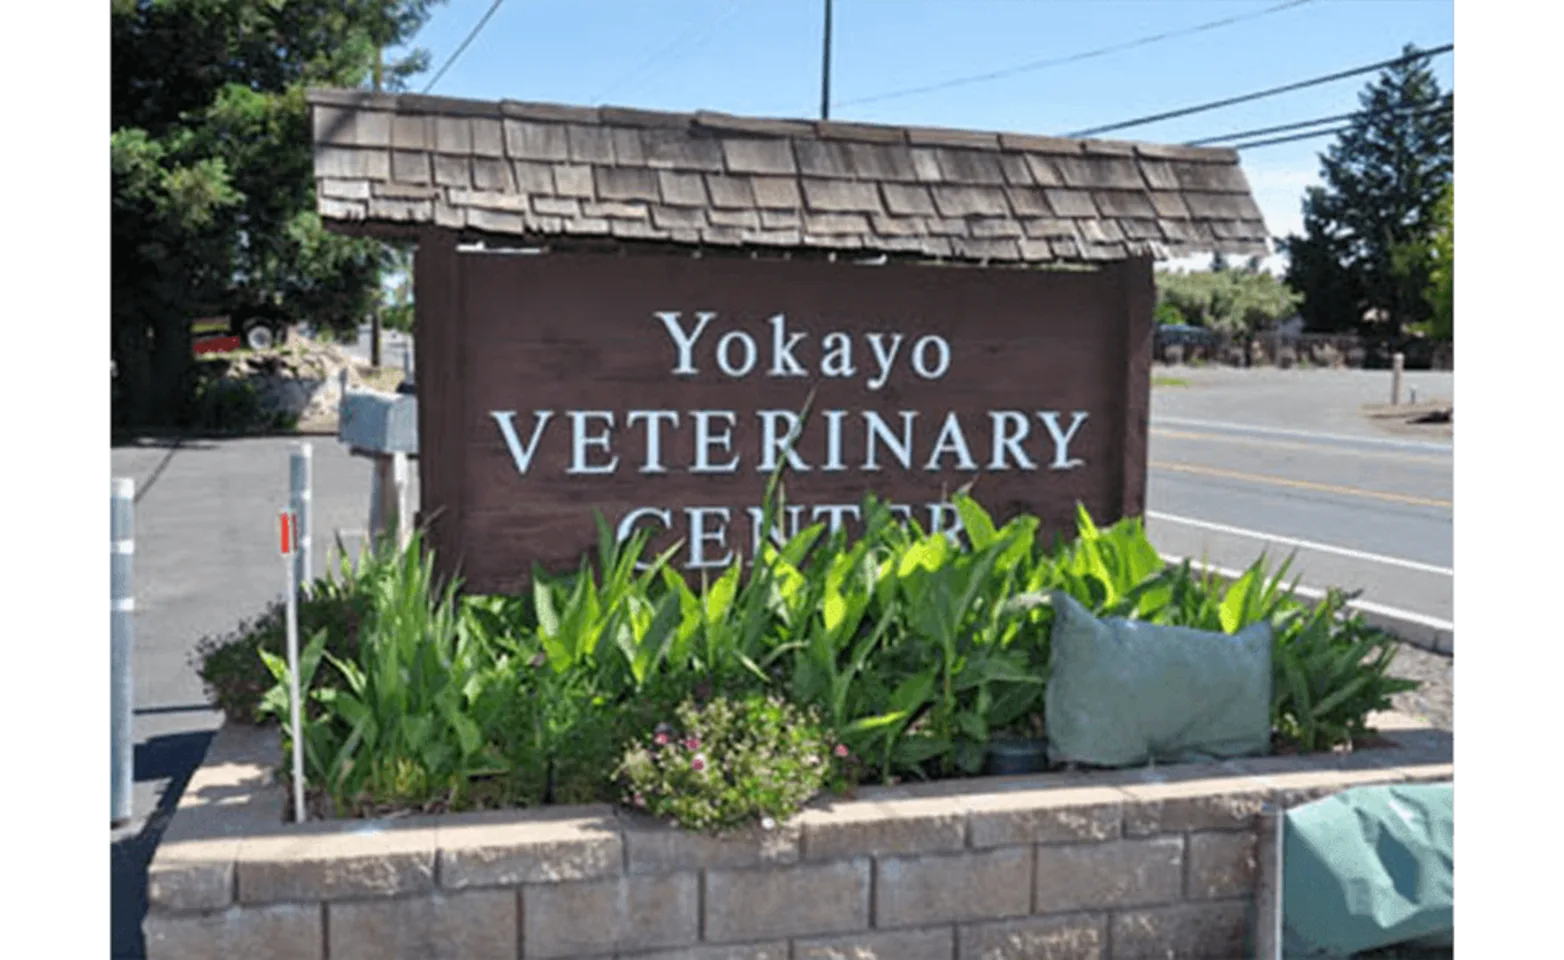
[390,0,1453,265]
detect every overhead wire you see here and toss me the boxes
[422,0,507,95]
[1188,97,1453,147]
[590,1,744,104]
[1065,42,1452,138]
[1229,105,1451,150]
[837,0,1316,108]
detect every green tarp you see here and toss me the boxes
[1283,784,1455,959]
[1045,591,1273,767]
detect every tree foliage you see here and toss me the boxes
[1279,45,1453,336]
[1155,265,1301,335]
[111,0,445,429]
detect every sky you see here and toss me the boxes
[388,0,1454,272]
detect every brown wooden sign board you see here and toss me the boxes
[414,237,1152,595]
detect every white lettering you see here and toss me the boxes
[626,410,680,474]
[820,332,856,379]
[862,411,917,471]
[911,335,951,379]
[988,411,1036,470]
[822,410,848,472]
[865,333,904,391]
[489,410,555,476]
[767,314,807,377]
[716,330,758,377]
[757,410,810,472]
[687,507,734,569]
[927,503,964,539]
[654,311,715,376]
[811,503,862,537]
[746,504,808,556]
[567,411,618,475]
[925,412,978,472]
[616,507,673,570]
[691,411,740,473]
[1038,411,1089,469]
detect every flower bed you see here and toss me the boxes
[195,492,1418,832]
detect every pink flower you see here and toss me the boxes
[833,743,850,759]
[653,732,670,747]
[691,753,708,773]
[633,793,646,808]
[683,736,701,751]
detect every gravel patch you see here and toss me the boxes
[1386,642,1453,731]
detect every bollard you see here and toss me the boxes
[392,451,411,551]
[290,443,313,595]
[280,511,306,823]
[111,478,135,826]
[1253,804,1284,959]
[1391,351,1405,405]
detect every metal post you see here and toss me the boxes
[1254,804,1284,960]
[290,443,313,595]
[820,0,833,120]
[392,451,411,550]
[111,478,135,826]
[281,511,306,823]
[1391,351,1405,405]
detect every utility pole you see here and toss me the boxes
[370,46,384,368]
[820,0,833,120]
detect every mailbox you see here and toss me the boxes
[338,387,418,456]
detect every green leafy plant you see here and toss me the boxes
[616,693,843,833]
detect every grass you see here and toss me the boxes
[1152,375,1191,387]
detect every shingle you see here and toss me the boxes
[934,148,1006,185]
[844,143,919,181]
[1183,192,1259,219]
[319,197,366,220]
[595,166,661,202]
[1081,241,1127,261]
[527,213,564,235]
[582,201,650,219]
[450,190,527,212]
[552,164,595,198]
[751,176,802,209]
[659,170,708,206]
[742,227,803,247]
[951,237,1022,261]
[610,219,668,241]
[1043,189,1097,218]
[1051,237,1082,259]
[1238,218,1270,238]
[1150,192,1192,219]
[760,209,801,229]
[999,133,1084,155]
[599,106,690,129]
[533,197,581,218]
[928,185,1009,217]
[910,148,943,183]
[563,217,612,236]
[512,161,554,194]
[1079,220,1125,244]
[881,183,936,216]
[391,151,430,185]
[471,118,505,157]
[793,140,856,178]
[1021,217,1076,239]
[803,212,871,235]
[504,120,569,161]
[1171,161,1251,194]
[1081,139,1137,158]
[1211,220,1254,239]
[651,206,707,230]
[1159,219,1197,242]
[433,155,471,188]
[1092,190,1156,218]
[321,178,370,200]
[1120,218,1164,240]
[371,181,437,200]
[816,120,906,144]
[467,208,527,234]
[312,107,390,148]
[1052,155,1145,191]
[472,158,513,192]
[641,129,726,171]
[433,202,466,229]
[434,116,472,155]
[700,225,747,246]
[802,231,863,249]
[906,126,1000,149]
[869,214,928,237]
[998,154,1034,186]
[1005,187,1054,217]
[1135,142,1239,164]
[709,208,761,229]
[801,179,883,213]
[1137,159,1180,192]
[391,115,431,152]
[723,139,797,175]
[971,218,1023,238]
[1022,154,1064,187]
[705,174,757,208]
[696,111,814,138]
[566,125,616,165]
[608,128,647,166]
[314,147,390,181]
[499,101,599,124]
[1017,238,1055,261]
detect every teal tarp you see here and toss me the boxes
[1045,591,1272,767]
[1283,784,1455,959]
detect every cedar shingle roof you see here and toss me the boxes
[306,88,1270,264]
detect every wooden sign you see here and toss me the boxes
[415,244,1152,594]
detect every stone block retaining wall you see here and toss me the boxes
[145,720,1452,960]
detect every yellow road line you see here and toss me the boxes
[1149,460,1453,509]
[1151,428,1450,465]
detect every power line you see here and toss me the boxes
[838,0,1316,109]
[423,0,506,95]
[590,1,743,103]
[1187,97,1452,147]
[1227,104,1452,151]
[1065,42,1453,138]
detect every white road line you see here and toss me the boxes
[1147,511,1453,577]
[1152,417,1453,453]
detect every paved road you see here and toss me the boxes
[107,364,1450,956]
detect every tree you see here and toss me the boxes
[1422,182,1453,341]
[1155,269,1301,336]
[1279,44,1452,336]
[111,0,444,429]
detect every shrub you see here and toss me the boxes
[616,694,843,833]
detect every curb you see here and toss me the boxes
[1163,555,1453,657]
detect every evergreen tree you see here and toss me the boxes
[1279,44,1453,335]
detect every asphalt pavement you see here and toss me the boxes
[107,361,1452,957]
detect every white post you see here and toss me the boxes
[1391,351,1405,405]
[392,451,410,550]
[111,478,135,826]
[281,511,306,823]
[290,443,313,596]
